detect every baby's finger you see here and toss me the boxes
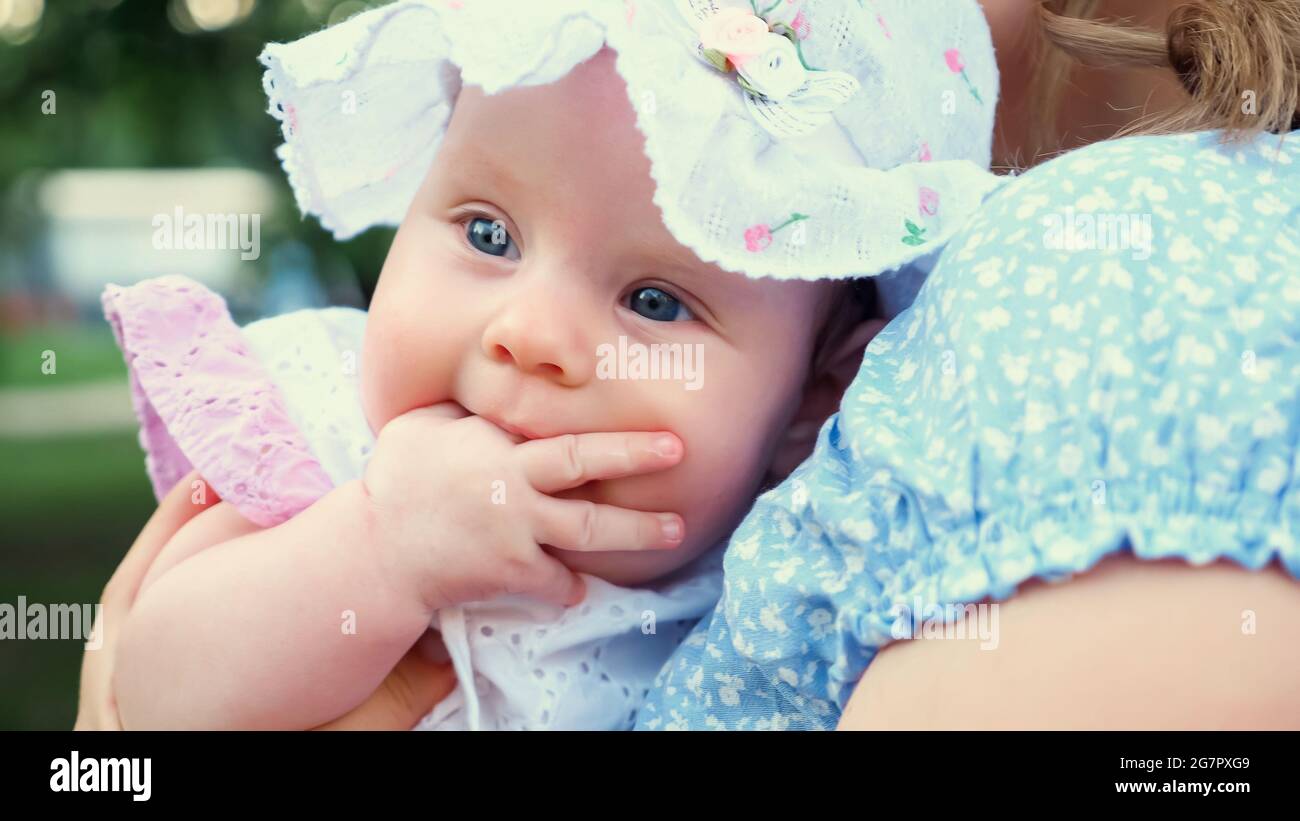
[520,556,588,609]
[397,401,471,426]
[532,497,683,552]
[518,432,682,493]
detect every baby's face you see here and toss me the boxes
[362,49,830,585]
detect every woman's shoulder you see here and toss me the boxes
[1004,128,1300,197]
[939,127,1300,300]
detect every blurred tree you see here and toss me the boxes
[0,0,396,302]
[0,0,401,729]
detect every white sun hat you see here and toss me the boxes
[259,0,1003,281]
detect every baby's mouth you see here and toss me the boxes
[482,415,543,441]
[464,400,553,441]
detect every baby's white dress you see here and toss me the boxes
[102,275,724,730]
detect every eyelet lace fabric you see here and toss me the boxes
[102,276,334,527]
[418,560,723,730]
[104,275,724,730]
[258,0,1003,281]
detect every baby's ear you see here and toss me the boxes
[764,318,887,486]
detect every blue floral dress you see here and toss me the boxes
[636,129,1300,730]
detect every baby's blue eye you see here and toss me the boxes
[627,286,694,322]
[466,217,518,259]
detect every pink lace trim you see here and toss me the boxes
[102,275,335,527]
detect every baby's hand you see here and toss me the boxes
[361,401,684,612]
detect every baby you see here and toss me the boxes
[103,0,1000,729]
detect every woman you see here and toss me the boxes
[836,0,1300,730]
[77,0,1300,729]
[637,0,1300,730]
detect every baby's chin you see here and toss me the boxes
[542,540,707,587]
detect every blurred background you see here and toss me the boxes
[0,0,398,729]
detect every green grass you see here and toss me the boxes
[0,431,155,729]
[0,323,127,388]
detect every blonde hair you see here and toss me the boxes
[1030,0,1300,157]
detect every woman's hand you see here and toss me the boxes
[313,630,458,730]
[76,469,459,731]
[362,401,687,613]
[75,469,218,730]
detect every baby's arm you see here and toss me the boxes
[114,478,433,730]
[115,403,684,730]
[134,500,261,597]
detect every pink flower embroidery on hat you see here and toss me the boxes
[918,187,940,217]
[745,212,809,253]
[791,10,811,40]
[919,142,933,162]
[684,3,859,133]
[944,48,984,105]
[700,7,771,67]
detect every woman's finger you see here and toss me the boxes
[74,604,122,730]
[531,496,684,553]
[113,469,223,606]
[517,431,682,493]
[75,468,220,730]
[314,631,459,730]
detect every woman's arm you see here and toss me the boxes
[839,553,1300,729]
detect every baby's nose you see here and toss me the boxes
[481,302,593,386]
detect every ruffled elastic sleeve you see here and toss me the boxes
[102,275,334,527]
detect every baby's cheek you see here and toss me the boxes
[657,380,790,536]
[359,329,398,434]
[359,308,448,433]
[365,324,415,405]
[556,433,766,584]
[592,424,767,534]
[677,427,771,537]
